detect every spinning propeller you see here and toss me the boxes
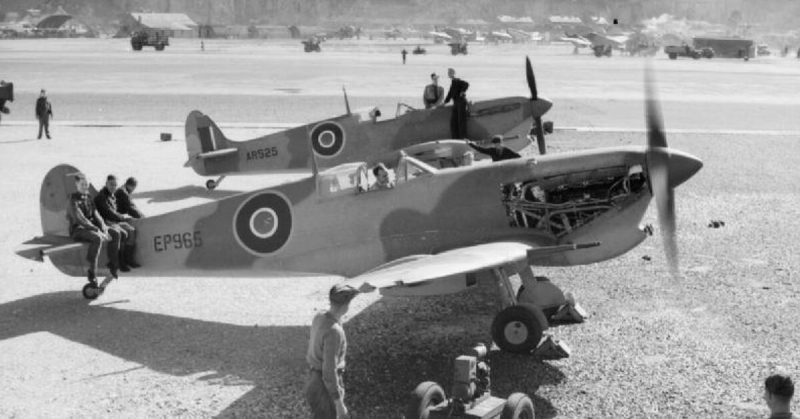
[642,63,702,280]
[526,56,549,155]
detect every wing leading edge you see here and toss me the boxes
[348,241,599,297]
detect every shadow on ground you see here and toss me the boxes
[0,284,564,418]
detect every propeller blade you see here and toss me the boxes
[525,56,538,100]
[644,62,679,279]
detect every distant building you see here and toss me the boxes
[117,13,198,38]
[36,6,94,37]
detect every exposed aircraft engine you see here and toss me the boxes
[504,166,647,237]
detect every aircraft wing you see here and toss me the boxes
[561,36,591,47]
[346,241,598,297]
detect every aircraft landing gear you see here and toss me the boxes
[489,266,581,356]
[81,276,114,300]
[206,175,226,191]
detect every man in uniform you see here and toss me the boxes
[422,73,444,109]
[114,177,144,219]
[0,80,12,125]
[67,173,123,282]
[94,174,140,271]
[401,48,408,64]
[35,89,53,139]
[764,374,795,419]
[305,284,360,419]
[443,68,469,139]
[468,135,521,162]
[371,163,394,190]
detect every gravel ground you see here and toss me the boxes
[0,38,798,419]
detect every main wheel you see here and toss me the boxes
[405,381,445,419]
[82,283,100,300]
[501,393,535,419]
[491,304,548,353]
[206,179,217,190]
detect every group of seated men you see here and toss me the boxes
[67,173,143,284]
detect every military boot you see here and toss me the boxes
[118,249,131,272]
[124,245,141,269]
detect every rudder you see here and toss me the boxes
[185,110,232,172]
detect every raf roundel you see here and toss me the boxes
[233,192,292,255]
[310,121,345,157]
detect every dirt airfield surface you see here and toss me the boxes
[1,38,799,418]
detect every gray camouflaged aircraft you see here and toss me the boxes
[17,66,702,354]
[184,58,552,190]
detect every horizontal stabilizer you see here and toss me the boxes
[16,235,85,262]
[197,148,238,159]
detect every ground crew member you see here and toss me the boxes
[0,80,12,125]
[422,73,444,109]
[94,174,140,271]
[305,284,360,419]
[443,68,469,139]
[764,374,795,419]
[114,177,144,219]
[401,48,407,64]
[468,135,521,162]
[67,173,123,281]
[35,89,53,139]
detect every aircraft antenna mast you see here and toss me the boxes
[342,86,351,115]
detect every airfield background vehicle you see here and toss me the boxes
[302,37,322,52]
[593,44,612,57]
[130,29,169,51]
[664,44,714,60]
[449,42,468,55]
[412,45,426,55]
[757,44,771,56]
[406,343,534,419]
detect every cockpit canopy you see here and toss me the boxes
[316,155,437,197]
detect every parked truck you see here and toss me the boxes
[131,29,169,51]
[664,44,714,60]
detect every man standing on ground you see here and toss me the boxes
[443,68,469,139]
[764,374,795,419]
[422,73,444,109]
[305,284,360,419]
[35,89,53,139]
[401,48,407,64]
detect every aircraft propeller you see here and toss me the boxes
[643,63,679,279]
[526,56,548,155]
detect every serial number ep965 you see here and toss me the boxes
[154,231,202,252]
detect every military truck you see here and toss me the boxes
[130,29,170,51]
[664,44,714,59]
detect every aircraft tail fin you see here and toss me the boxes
[184,110,236,170]
[16,164,99,276]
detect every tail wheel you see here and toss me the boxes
[405,381,445,419]
[206,179,217,190]
[501,393,535,419]
[82,283,100,300]
[491,304,548,353]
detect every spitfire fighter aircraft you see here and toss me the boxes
[184,59,552,190]
[563,32,627,57]
[18,65,702,355]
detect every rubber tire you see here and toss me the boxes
[206,179,217,190]
[501,393,535,419]
[155,44,165,51]
[132,43,142,51]
[491,304,548,353]
[82,283,100,300]
[405,381,445,419]
[668,53,677,60]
